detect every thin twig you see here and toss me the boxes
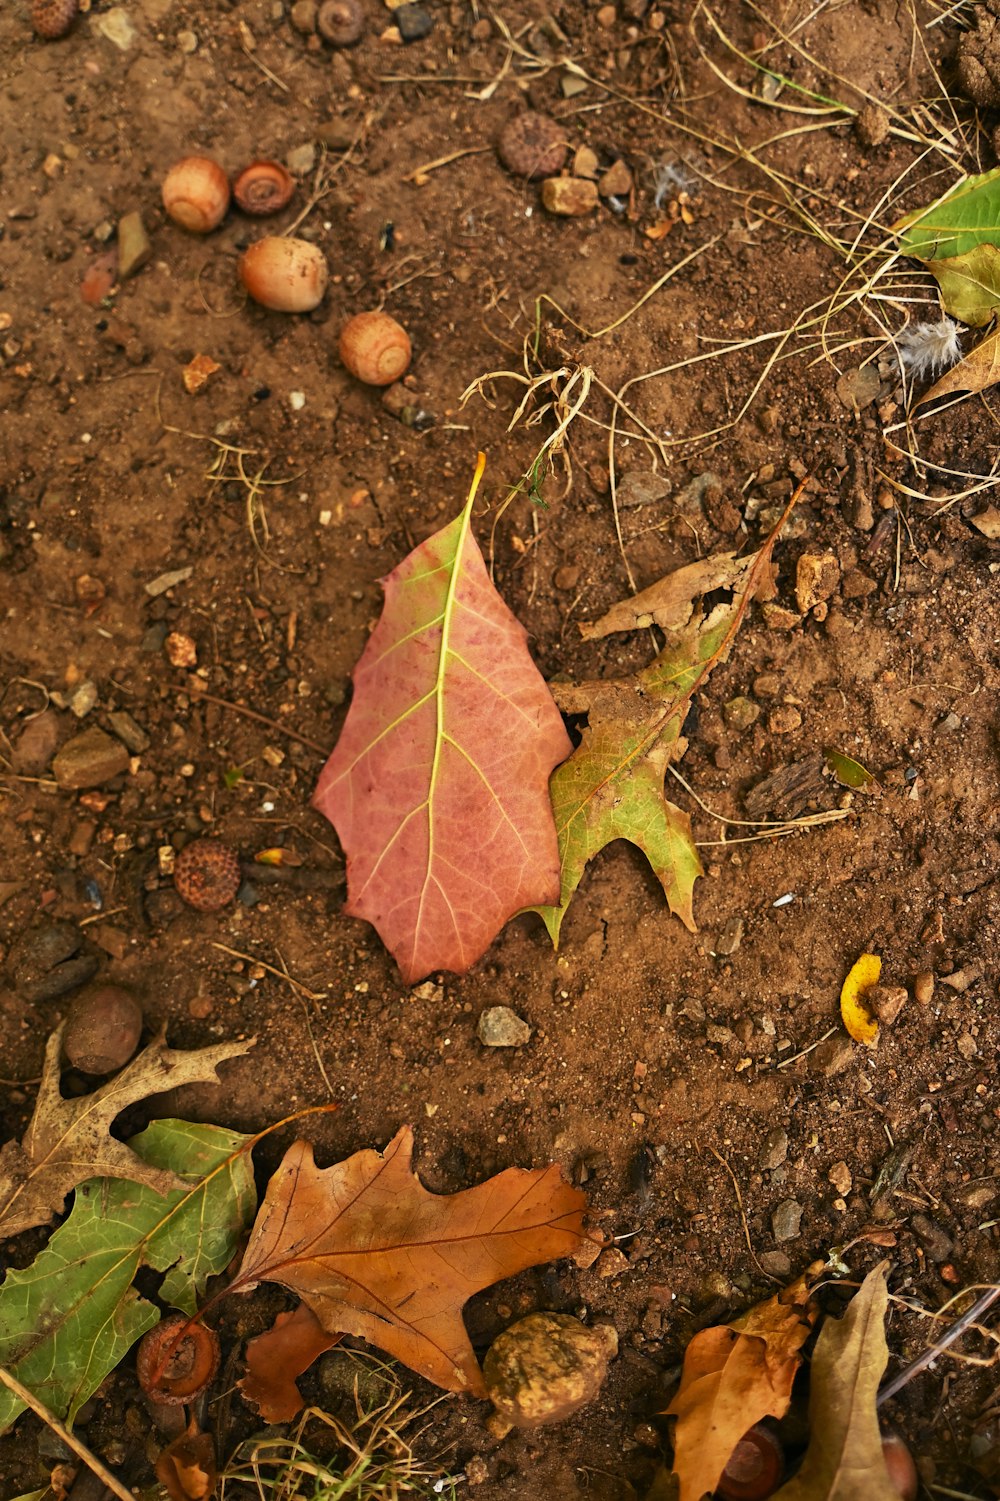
[210,942,327,1001]
[170,686,330,757]
[0,1365,135,1501]
[708,1146,775,1282]
[776,1026,838,1071]
[878,1285,1000,1404]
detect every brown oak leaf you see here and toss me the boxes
[0,1023,253,1238]
[235,1125,589,1395]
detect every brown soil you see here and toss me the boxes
[2,1,999,1498]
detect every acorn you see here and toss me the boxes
[136,1316,220,1405]
[716,1424,784,1501]
[240,236,329,312]
[233,161,295,216]
[173,839,241,912]
[317,0,364,46]
[63,986,143,1075]
[32,0,78,39]
[882,1430,918,1501]
[339,311,411,386]
[497,111,569,180]
[162,156,231,233]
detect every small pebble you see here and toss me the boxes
[596,3,617,25]
[869,984,907,1026]
[913,970,934,1005]
[53,726,129,790]
[540,177,599,217]
[290,0,317,31]
[477,1006,531,1047]
[795,551,840,613]
[553,564,580,591]
[598,159,633,198]
[758,1249,791,1278]
[759,1128,788,1171]
[286,142,317,175]
[811,1034,855,1077]
[394,1,433,41]
[910,1213,952,1263]
[176,29,198,51]
[165,631,197,668]
[723,696,759,731]
[573,146,599,179]
[771,1198,803,1242]
[714,916,744,957]
[855,102,890,147]
[107,710,149,753]
[768,705,802,735]
[8,921,99,1003]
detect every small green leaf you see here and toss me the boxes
[896,170,1000,326]
[0,1119,256,1434]
[224,765,246,789]
[825,748,875,790]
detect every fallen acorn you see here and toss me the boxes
[162,156,230,234]
[317,0,364,46]
[173,839,241,912]
[339,311,411,386]
[240,236,329,312]
[137,1316,220,1405]
[716,1424,784,1501]
[497,111,568,180]
[32,0,78,39]
[63,985,143,1074]
[483,1312,617,1429]
[233,161,295,216]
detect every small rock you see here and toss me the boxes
[394,1,434,41]
[596,1247,630,1279]
[290,0,317,31]
[869,984,907,1026]
[705,1022,734,1047]
[117,211,151,280]
[836,365,880,409]
[772,1199,802,1242]
[540,177,599,217]
[768,705,802,735]
[484,1314,616,1430]
[176,29,198,52]
[286,143,317,176]
[107,710,150,753]
[165,631,197,668]
[844,485,876,532]
[598,159,633,198]
[704,485,743,533]
[795,550,840,613]
[910,1213,952,1263]
[12,710,60,775]
[970,504,1000,540]
[714,916,744,957]
[553,564,580,591]
[855,102,890,147]
[411,979,444,1002]
[315,117,356,150]
[723,696,759,732]
[69,681,98,719]
[913,970,934,1005]
[145,566,193,597]
[761,603,802,631]
[828,1160,852,1195]
[957,1031,978,1059]
[811,1034,856,1077]
[8,921,99,1003]
[53,726,130,790]
[596,3,617,25]
[940,962,982,993]
[758,1249,791,1278]
[477,1006,531,1047]
[465,1456,489,1487]
[573,146,599,179]
[95,6,136,49]
[618,470,671,508]
[759,1128,788,1171]
[841,568,877,600]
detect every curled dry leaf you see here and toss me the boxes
[0,1024,253,1239]
[919,321,1000,405]
[840,953,882,1048]
[312,454,571,982]
[240,1302,341,1423]
[771,1263,903,1500]
[235,1124,589,1394]
[665,1273,818,1501]
[156,1416,217,1501]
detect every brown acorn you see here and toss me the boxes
[162,156,231,234]
[32,0,78,38]
[233,161,295,216]
[136,1316,220,1405]
[173,840,241,912]
[882,1430,918,1501]
[317,0,364,46]
[716,1424,785,1501]
[63,986,143,1074]
[339,311,411,386]
[497,111,568,180]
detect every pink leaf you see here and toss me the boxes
[313,455,571,983]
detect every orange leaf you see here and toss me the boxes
[235,1125,588,1395]
[156,1417,216,1501]
[666,1274,817,1501]
[239,1302,341,1423]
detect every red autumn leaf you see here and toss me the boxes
[234,1125,589,1395]
[312,454,571,984]
[239,1301,341,1423]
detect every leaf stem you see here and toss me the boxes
[0,1364,135,1501]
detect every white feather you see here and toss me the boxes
[893,318,963,380]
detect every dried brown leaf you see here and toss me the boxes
[156,1416,217,1501]
[239,1302,341,1423]
[579,552,753,641]
[0,1024,253,1238]
[919,322,1000,405]
[235,1125,588,1395]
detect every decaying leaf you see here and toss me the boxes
[771,1264,902,1500]
[535,548,771,946]
[235,1124,589,1395]
[0,1024,252,1239]
[312,454,571,984]
[896,168,1000,326]
[666,1274,817,1501]
[840,953,882,1048]
[824,748,876,792]
[156,1416,217,1501]
[0,1119,257,1433]
[919,320,1000,403]
[240,1302,341,1424]
[578,551,760,641]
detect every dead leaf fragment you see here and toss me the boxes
[0,1024,252,1238]
[240,1302,341,1423]
[236,1124,588,1395]
[156,1416,217,1501]
[182,354,221,395]
[579,550,752,641]
[920,321,1000,406]
[840,953,882,1048]
[666,1274,817,1501]
[771,1264,902,1500]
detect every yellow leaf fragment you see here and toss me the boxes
[840,953,882,1048]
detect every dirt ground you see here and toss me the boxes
[2,0,1000,1496]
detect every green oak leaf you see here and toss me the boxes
[0,1119,256,1434]
[896,169,1000,327]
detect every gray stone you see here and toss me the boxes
[810,1034,856,1077]
[395,2,434,41]
[477,1006,531,1047]
[8,921,99,1003]
[617,470,671,509]
[286,143,317,176]
[714,916,745,957]
[12,710,60,775]
[107,711,150,754]
[910,1213,952,1263]
[723,696,759,732]
[144,566,193,597]
[758,1249,791,1278]
[772,1198,803,1242]
[52,726,130,790]
[759,1128,788,1171]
